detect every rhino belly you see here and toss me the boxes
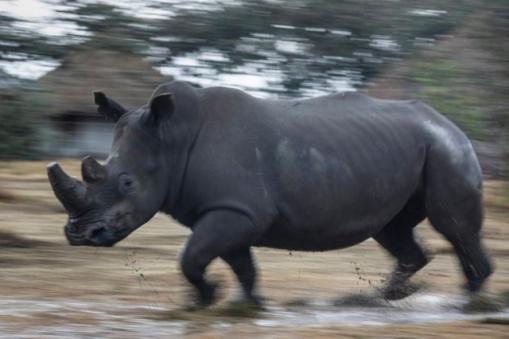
[255,158,423,251]
[255,204,398,251]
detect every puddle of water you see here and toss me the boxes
[257,293,509,327]
[0,294,507,337]
[0,299,186,338]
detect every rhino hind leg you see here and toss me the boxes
[426,184,493,293]
[180,210,260,309]
[425,146,493,294]
[374,190,430,300]
[221,248,262,306]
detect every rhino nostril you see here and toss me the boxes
[89,226,106,239]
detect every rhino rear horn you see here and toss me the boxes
[47,162,88,214]
[93,91,127,122]
[81,156,107,183]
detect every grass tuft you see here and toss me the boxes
[463,294,504,314]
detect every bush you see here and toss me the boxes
[0,86,45,160]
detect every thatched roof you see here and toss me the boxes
[39,44,168,118]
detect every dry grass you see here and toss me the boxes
[484,181,509,210]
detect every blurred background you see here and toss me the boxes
[0,0,508,177]
[0,1,509,336]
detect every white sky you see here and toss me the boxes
[0,0,56,20]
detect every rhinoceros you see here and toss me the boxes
[48,81,492,307]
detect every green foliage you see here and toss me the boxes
[409,59,489,140]
[151,0,475,95]
[0,87,45,160]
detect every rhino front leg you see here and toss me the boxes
[180,210,260,309]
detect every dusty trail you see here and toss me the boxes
[0,160,508,337]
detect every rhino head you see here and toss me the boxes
[48,90,176,246]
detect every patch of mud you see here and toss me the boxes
[0,189,15,202]
[0,231,49,248]
[148,303,264,323]
[333,293,389,307]
[463,294,505,313]
[479,317,509,325]
[283,298,311,307]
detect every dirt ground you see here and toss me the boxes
[0,160,508,338]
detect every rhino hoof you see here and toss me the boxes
[228,294,264,309]
[380,281,422,301]
[186,281,220,311]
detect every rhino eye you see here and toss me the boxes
[118,174,136,195]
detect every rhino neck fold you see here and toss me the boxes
[157,83,205,219]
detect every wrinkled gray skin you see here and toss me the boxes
[48,81,492,308]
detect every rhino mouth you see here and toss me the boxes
[65,222,122,247]
[65,220,107,246]
[64,216,131,247]
[64,228,91,246]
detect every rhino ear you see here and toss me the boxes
[93,91,127,122]
[144,92,174,126]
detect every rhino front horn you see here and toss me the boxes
[47,162,88,214]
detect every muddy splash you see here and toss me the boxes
[257,293,509,327]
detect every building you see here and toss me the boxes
[39,43,168,158]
